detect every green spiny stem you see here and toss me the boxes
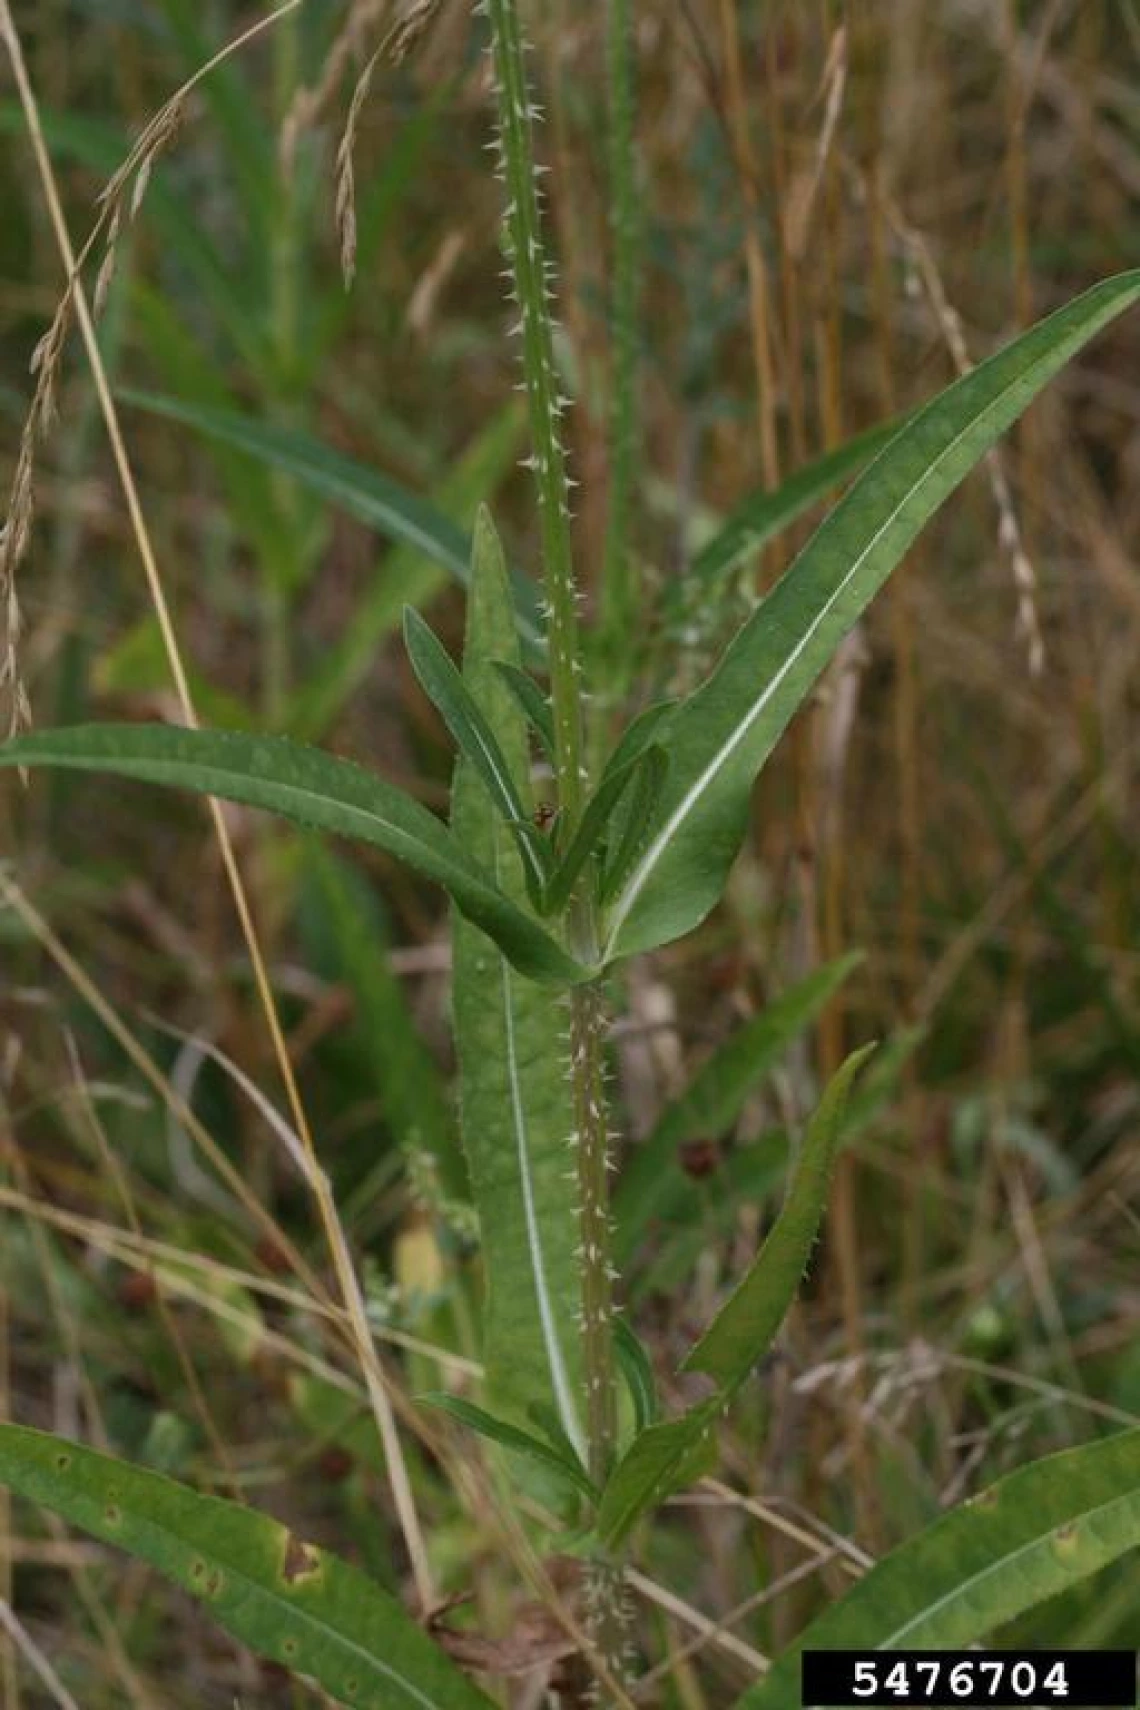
[570,979,617,1487]
[484,0,584,824]
[599,0,640,683]
[483,2,629,1685]
[571,977,630,1693]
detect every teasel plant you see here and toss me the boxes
[3,1,1140,1706]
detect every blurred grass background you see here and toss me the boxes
[2,0,1140,1702]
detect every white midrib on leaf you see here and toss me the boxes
[881,1485,1136,1648]
[798,1483,1139,1708]
[602,354,1085,961]
[43,1483,448,1710]
[467,719,546,892]
[495,849,587,1463]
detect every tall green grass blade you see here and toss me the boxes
[94,616,255,730]
[0,725,581,985]
[307,846,467,1200]
[594,701,675,906]
[0,1423,493,1709]
[130,283,293,575]
[155,0,274,257]
[681,414,905,604]
[737,1429,1140,1708]
[121,392,545,649]
[451,511,586,1463]
[681,1046,873,1385]
[605,271,1140,960]
[614,954,861,1264]
[292,405,525,741]
[597,1050,869,1546]
[403,607,549,900]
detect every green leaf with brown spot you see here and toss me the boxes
[0,1423,493,1709]
[736,1429,1140,1708]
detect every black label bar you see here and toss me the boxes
[801,1650,1137,1707]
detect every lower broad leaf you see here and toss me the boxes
[736,1429,1140,1708]
[451,510,587,1469]
[0,1423,493,1710]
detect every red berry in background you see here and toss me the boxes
[117,1270,157,1311]
[679,1138,722,1179]
[254,1236,293,1276]
[317,1445,354,1484]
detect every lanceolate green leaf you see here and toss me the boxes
[605,271,1140,961]
[0,725,581,986]
[598,745,668,908]
[597,1049,870,1546]
[451,511,587,1464]
[493,662,556,760]
[613,953,861,1263]
[613,1318,660,1434]
[596,1401,721,1549]
[0,1423,493,1710]
[121,391,545,650]
[404,606,549,899]
[737,1429,1140,1709]
[595,701,674,908]
[681,1045,873,1385]
[418,1394,594,1500]
[543,746,663,916]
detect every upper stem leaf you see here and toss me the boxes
[403,605,552,902]
[604,271,1140,961]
